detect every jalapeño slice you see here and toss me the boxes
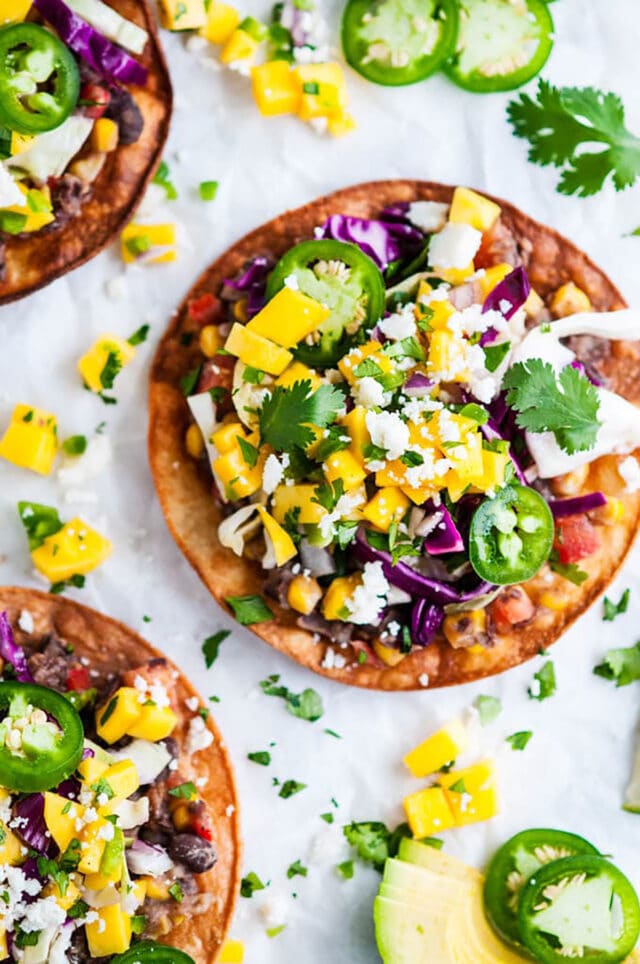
[444,0,554,94]
[469,484,553,585]
[112,943,195,963]
[518,855,640,964]
[0,681,84,792]
[484,828,600,948]
[0,23,80,135]
[341,0,458,87]
[266,239,385,367]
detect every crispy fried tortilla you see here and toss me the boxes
[0,586,241,962]
[0,0,172,305]
[148,180,640,691]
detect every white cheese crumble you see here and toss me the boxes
[619,455,640,492]
[262,452,288,494]
[318,489,366,540]
[352,375,387,408]
[18,609,34,634]
[284,273,299,290]
[419,673,430,687]
[321,647,347,670]
[429,222,482,270]
[344,561,390,625]
[184,696,199,712]
[187,715,214,754]
[379,302,417,341]
[365,411,410,461]
[407,201,449,233]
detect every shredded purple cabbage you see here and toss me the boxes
[320,214,423,271]
[410,599,444,647]
[222,256,271,318]
[548,492,607,518]
[423,506,464,556]
[15,795,54,855]
[482,266,530,321]
[0,612,33,683]
[33,0,148,85]
[379,201,411,222]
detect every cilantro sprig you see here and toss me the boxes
[503,358,600,454]
[258,379,344,452]
[508,80,640,197]
[594,641,640,686]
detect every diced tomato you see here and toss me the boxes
[66,665,91,691]
[474,219,520,271]
[80,82,111,119]
[192,815,214,842]
[187,293,220,325]
[490,586,535,635]
[553,514,601,564]
[196,356,234,405]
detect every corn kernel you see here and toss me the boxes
[550,282,592,318]
[287,574,322,615]
[199,324,223,357]
[171,802,192,831]
[442,609,486,649]
[185,423,205,459]
[540,592,566,612]
[233,299,248,323]
[372,639,405,667]
[91,117,119,153]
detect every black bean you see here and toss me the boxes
[168,833,217,874]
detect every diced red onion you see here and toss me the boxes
[411,599,444,647]
[15,795,54,855]
[33,0,148,85]
[548,492,607,518]
[0,612,33,683]
[126,839,173,876]
[404,372,434,397]
[423,506,464,555]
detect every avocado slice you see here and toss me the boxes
[374,895,447,964]
[100,825,125,880]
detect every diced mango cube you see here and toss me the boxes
[475,448,509,492]
[128,703,178,742]
[322,574,361,622]
[287,574,322,615]
[220,27,259,64]
[101,760,140,801]
[247,287,330,348]
[404,719,469,778]
[427,330,468,382]
[449,187,501,233]
[362,487,410,532]
[436,262,475,286]
[324,449,366,491]
[78,756,109,785]
[219,941,245,964]
[478,263,513,300]
[271,484,325,525]
[445,430,484,482]
[403,786,456,838]
[212,421,248,454]
[0,825,24,866]
[199,1,240,43]
[78,335,136,394]
[159,0,206,30]
[257,506,297,566]
[293,63,347,122]
[43,875,80,910]
[85,901,132,957]
[10,131,35,154]
[328,110,356,138]
[96,687,142,744]
[252,60,301,116]
[276,361,323,391]
[120,223,176,264]
[417,290,455,331]
[340,406,370,462]
[3,182,54,232]
[77,823,107,875]
[550,281,592,318]
[0,403,57,475]
[224,323,292,375]
[44,792,79,851]
[31,517,112,583]
[213,446,263,499]
[439,760,499,826]
[91,117,119,153]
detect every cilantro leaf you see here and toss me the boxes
[502,358,600,454]
[528,660,556,701]
[483,342,511,373]
[279,779,306,799]
[127,324,150,346]
[62,435,87,456]
[336,860,354,880]
[168,781,197,799]
[248,751,271,766]
[237,436,259,468]
[343,821,411,873]
[259,674,324,722]
[507,80,640,197]
[240,872,265,898]
[506,730,533,751]
[100,351,122,391]
[287,859,307,879]
[258,379,344,452]
[312,478,344,512]
[549,551,589,586]
[314,425,351,462]
[18,502,63,550]
[226,594,273,625]
[594,641,640,686]
[202,629,230,668]
[603,588,630,622]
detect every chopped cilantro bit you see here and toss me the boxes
[286,859,307,879]
[202,629,230,668]
[266,925,286,938]
[548,550,589,585]
[199,180,219,202]
[357,650,367,665]
[49,574,85,595]
[279,779,306,799]
[343,821,411,873]
[320,812,334,824]
[152,159,178,199]
[258,379,344,452]
[168,882,184,903]
[259,674,323,721]
[226,594,272,625]
[22,409,34,422]
[400,451,424,467]
[336,860,354,880]
[446,779,466,794]
[130,915,147,934]
[603,588,630,622]
[61,435,87,456]
[506,730,533,751]
[528,659,556,701]
[180,365,202,397]
[334,521,358,549]
[475,694,502,726]
[237,435,260,468]
[315,425,351,462]
[324,728,341,739]
[483,342,511,373]
[248,751,271,766]
[168,781,197,799]
[67,898,89,919]
[90,777,114,800]
[594,641,640,686]
[312,478,344,512]
[18,501,63,550]
[240,871,266,897]
[242,365,265,384]
[127,324,150,346]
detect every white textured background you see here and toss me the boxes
[1,1,640,959]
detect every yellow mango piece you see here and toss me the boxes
[78,822,107,875]
[120,223,176,263]
[372,639,406,667]
[78,334,136,393]
[220,27,259,64]
[91,117,119,153]
[287,574,322,615]
[257,506,297,566]
[271,484,325,525]
[78,755,109,785]
[127,703,178,742]
[293,62,347,121]
[404,719,469,778]
[10,131,35,154]
[44,793,79,851]
[478,263,513,300]
[437,262,475,286]
[102,760,140,800]
[402,483,440,506]
[2,0,32,22]
[449,187,501,233]
[219,941,245,964]
[324,449,367,491]
[31,517,112,583]
[403,786,456,838]
[375,461,407,489]
[213,446,263,499]
[550,281,592,318]
[328,110,356,138]
[211,421,248,454]
[523,286,545,318]
[0,403,57,475]
[224,322,292,375]
[143,876,170,900]
[96,687,142,744]
[84,868,120,891]
[43,875,80,911]
[252,60,301,116]
[159,0,206,30]
[439,760,499,827]
[474,448,509,492]
[0,824,24,866]
[276,361,323,391]
[3,184,54,232]
[338,340,384,383]
[85,902,132,957]
[247,286,330,348]
[362,487,410,532]
[340,406,370,462]
[427,330,469,382]
[322,574,361,622]
[199,0,240,43]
